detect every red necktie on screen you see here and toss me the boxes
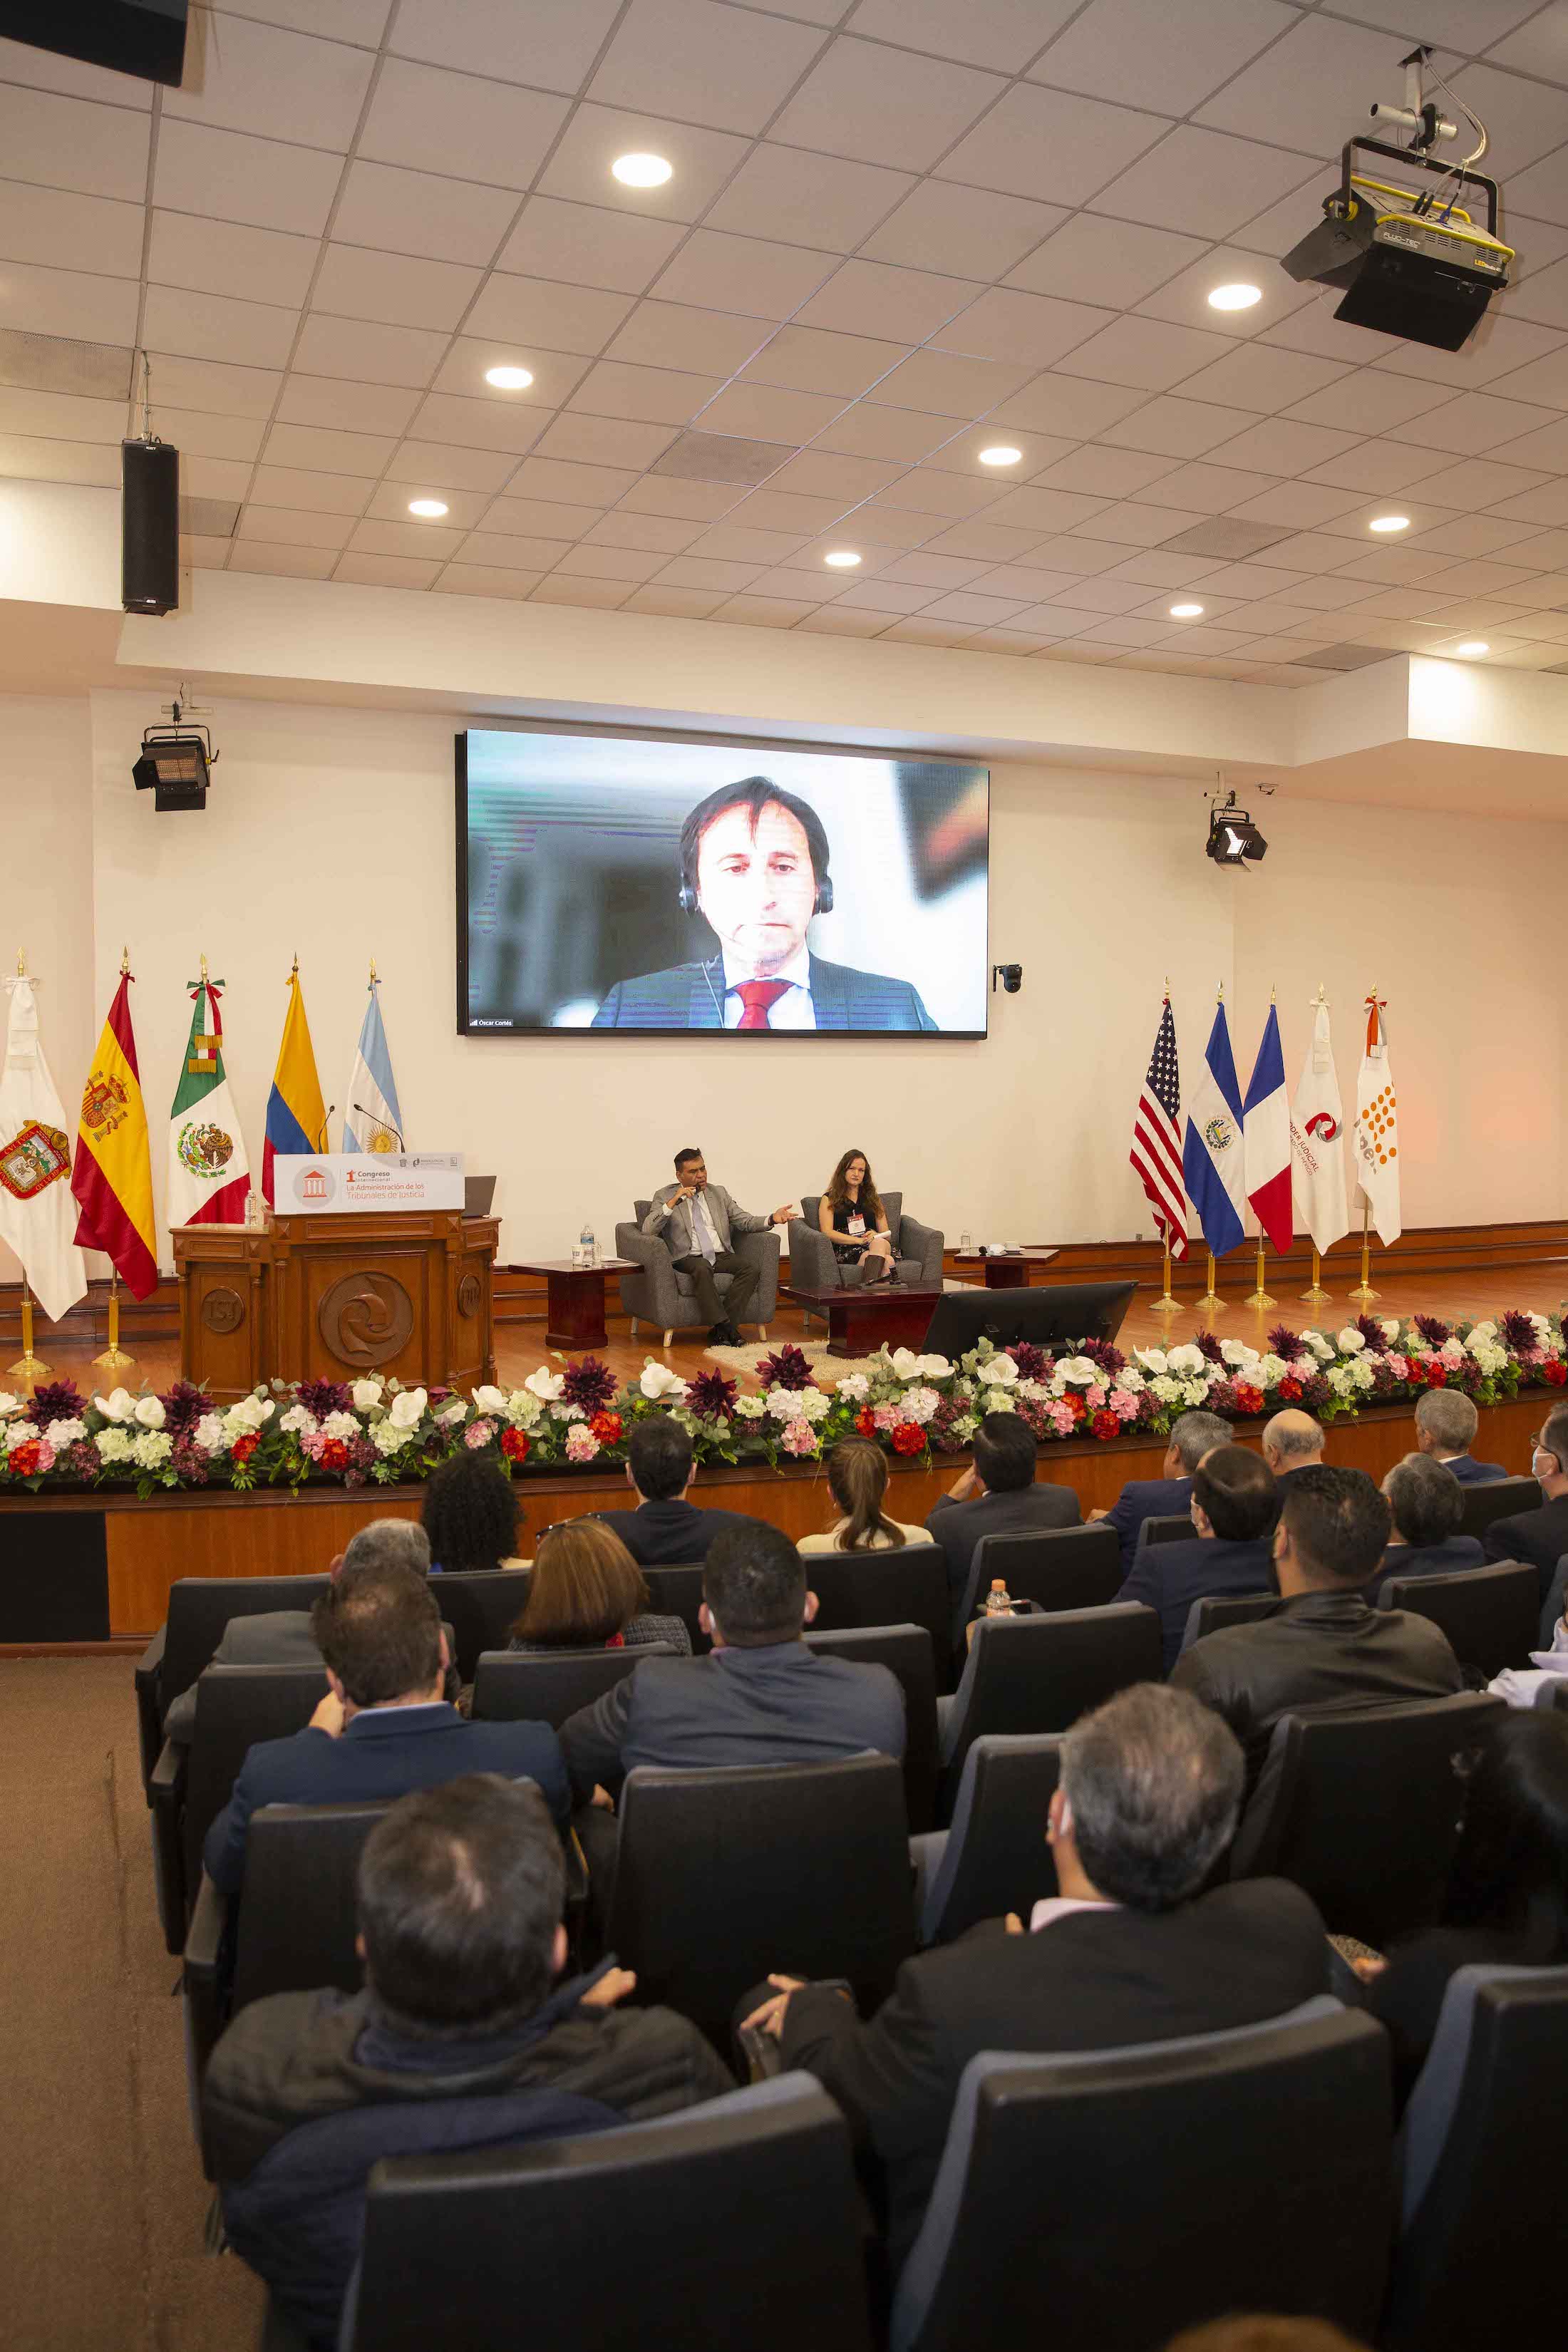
[735,979,790,1030]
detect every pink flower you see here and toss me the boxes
[465,1419,497,1450]
[872,1403,901,1432]
[781,1419,818,1456]
[564,1424,600,1464]
[1085,1383,1107,1410]
[1048,1401,1076,1435]
[1110,1388,1140,1422]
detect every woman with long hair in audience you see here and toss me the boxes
[800,1438,928,1554]
[421,1450,524,1573]
[1363,1709,1568,2100]
[818,1147,896,1282]
[508,1517,691,1654]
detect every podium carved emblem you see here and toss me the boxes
[457,1273,482,1318]
[201,1286,244,1335]
[318,1270,414,1366]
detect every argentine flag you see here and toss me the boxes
[343,976,404,1154]
[1182,999,1246,1257]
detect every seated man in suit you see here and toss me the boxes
[1089,1408,1233,1572]
[1172,1465,1464,1795]
[925,1413,1079,1637]
[640,1145,793,1345]
[206,1775,733,2346]
[1413,1387,1505,1485]
[593,776,937,1033]
[1375,1453,1484,1597]
[203,1557,569,1895]
[744,1683,1328,2274]
[1482,1405,1568,1609]
[1261,1408,1325,1482]
[592,1418,760,1564]
[1116,1443,1279,1673]
[557,1519,905,1803]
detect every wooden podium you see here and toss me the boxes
[174,1211,500,1401]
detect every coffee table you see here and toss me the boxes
[948,1249,1056,1290]
[513,1258,636,1349]
[785,1281,946,1359]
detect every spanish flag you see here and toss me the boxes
[71,964,158,1299]
[262,961,327,1203]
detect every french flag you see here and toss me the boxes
[1244,1002,1294,1255]
[1182,1000,1247,1258]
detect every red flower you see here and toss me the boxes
[1279,1375,1303,1402]
[1232,1383,1264,1415]
[891,1421,924,1456]
[231,1433,259,1466]
[590,1410,623,1445]
[1063,1391,1086,1420]
[1542,1358,1567,1387]
[500,1426,530,1463]
[855,1408,876,1438]
[1425,1362,1448,1388]
[7,1440,43,1477]
[1090,1409,1120,1440]
[319,1438,349,1470]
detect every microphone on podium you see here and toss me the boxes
[314,1107,336,1150]
[354,1101,405,1150]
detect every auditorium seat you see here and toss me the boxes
[1378,1559,1539,1676]
[638,1562,710,1651]
[1539,1556,1567,1649]
[1178,1591,1281,1654]
[803,1622,939,1832]
[786,1190,942,1299]
[912,1733,1062,1946]
[135,1574,329,1793]
[934,1605,1161,1823]
[803,1543,951,1689]
[958,1523,1123,1626]
[338,2076,874,2352]
[1457,1472,1542,1542]
[615,1199,779,1346]
[1133,1513,1192,1552]
[428,1568,531,1680]
[1228,1693,1507,1947]
[470,1644,679,1729]
[605,1754,913,2048]
[887,2001,1391,2352]
[1384,1963,1568,2351]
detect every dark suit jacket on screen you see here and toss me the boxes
[1115,1534,1278,1673]
[781,1879,1329,2273]
[592,1498,759,1565]
[1102,1475,1192,1572]
[592,952,937,1032]
[1482,1494,1568,1605]
[925,1482,1080,1634]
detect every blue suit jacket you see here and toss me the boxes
[1442,1453,1506,1485]
[1116,1535,1279,1673]
[1103,1475,1192,1572]
[1374,1535,1485,1603]
[204,1703,569,1894]
[592,952,937,1032]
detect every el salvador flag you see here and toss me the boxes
[1182,1000,1247,1257]
[343,981,404,1153]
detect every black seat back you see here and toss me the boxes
[1180,1591,1280,1653]
[160,1575,331,1716]
[231,1801,389,2017]
[470,1645,676,1730]
[1135,1513,1191,1552]
[961,1524,1123,1625]
[1381,1560,1539,1677]
[889,2003,1391,2352]
[185,1664,330,1888]
[348,2078,874,2352]
[920,1735,1062,1946]
[432,1569,532,1681]
[805,1544,950,1686]
[639,1563,710,1653]
[939,1605,1161,1817]
[607,1755,914,2047]
[1230,1693,1507,1947]
[804,1623,939,1832]
[1458,1474,1542,1542]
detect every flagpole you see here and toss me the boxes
[1199,1251,1225,1314]
[1152,1234,1181,1318]
[1350,1204,1379,1304]
[91,1274,134,1372]
[1299,1247,1331,1306]
[8,1280,50,1383]
[1247,1238,1276,1310]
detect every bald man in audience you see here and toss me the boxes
[1262,1410,1325,1482]
[1412,1388,1505,1485]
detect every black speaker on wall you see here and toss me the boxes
[122,438,180,616]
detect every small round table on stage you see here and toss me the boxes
[515,1258,637,1349]
[947,1249,1054,1289]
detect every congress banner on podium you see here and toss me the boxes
[273,1152,463,1214]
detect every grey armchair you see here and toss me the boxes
[788,1190,943,1320]
[614,1199,780,1348]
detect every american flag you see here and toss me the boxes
[1131,999,1188,1258]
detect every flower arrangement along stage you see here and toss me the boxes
[0,1312,1563,1500]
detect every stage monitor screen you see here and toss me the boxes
[923,1283,1138,1360]
[458,728,989,1036]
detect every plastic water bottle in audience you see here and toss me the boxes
[984,1577,1013,1619]
[579,1222,597,1270]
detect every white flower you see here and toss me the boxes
[6,1420,41,1449]
[1257,1355,1288,1387]
[796,1386,831,1423]
[95,1386,136,1424]
[1528,1311,1550,1336]
[1133,1348,1169,1376]
[1165,1344,1205,1376]
[133,1393,167,1430]
[524,1368,565,1403]
[388,1387,428,1430]
[914,1353,953,1380]
[96,1427,134,1463]
[1303,1331,1335,1362]
[372,1420,408,1457]
[194,1414,229,1455]
[1336,1327,1366,1354]
[279,1403,316,1435]
[46,1418,86,1446]
[898,1386,941,1427]
[1115,1365,1145,1393]
[1219,1339,1252,1367]
[471,1383,507,1413]
[1055,1356,1098,1388]
[132,1430,172,1468]
[979,1353,1018,1386]
[351,1378,385,1415]
[322,1410,360,1440]
[436,1398,468,1426]
[506,1391,542,1430]
[1380,1318,1403,1343]
[835,1373,870,1402]
[981,1388,1018,1414]
[226,1393,274,1431]
[889,1347,924,1380]
[1180,1377,1212,1405]
[0,1392,21,1418]
[734,1394,766,1420]
[1350,1356,1376,1389]
[1018,1378,1053,1402]
[639,1361,688,1401]
[1326,1364,1354,1394]
[766,1386,803,1420]
[1151,1375,1182,1405]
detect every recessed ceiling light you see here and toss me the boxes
[485,363,534,391]
[978,444,1022,467]
[1368,512,1410,533]
[408,498,448,519]
[823,550,861,568]
[1455,639,1490,657]
[612,152,672,188]
[1207,282,1262,311]
[1170,602,1205,619]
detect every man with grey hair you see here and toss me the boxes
[1377,1454,1483,1594]
[1262,1409,1326,1480]
[1090,1408,1234,1572]
[744,1683,1328,2273]
[1412,1387,1504,1485]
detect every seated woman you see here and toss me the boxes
[818,1147,895,1283]
[421,1450,525,1574]
[507,1517,692,1654]
[800,1438,929,1554]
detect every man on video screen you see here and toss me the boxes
[592,776,937,1032]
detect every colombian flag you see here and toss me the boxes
[262,964,327,1203]
[72,967,158,1299]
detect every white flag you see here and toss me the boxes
[0,975,88,1322]
[1289,997,1349,1257]
[1353,994,1401,1247]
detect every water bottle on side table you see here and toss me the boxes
[984,1578,1013,1619]
[579,1223,597,1270]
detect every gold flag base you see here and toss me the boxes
[1150,1239,1182,1317]
[1299,1246,1331,1306]
[91,1282,133,1373]
[1246,1244,1274,1310]
[1197,1252,1225,1314]
[7,1291,49,1383]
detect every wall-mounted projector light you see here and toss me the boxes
[132,698,217,813]
[1205,792,1267,868]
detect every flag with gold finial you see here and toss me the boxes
[167,969,249,1232]
[262,960,327,1204]
[0,965,88,1321]
[342,964,403,1155]
[1353,991,1401,1247]
[71,959,158,1299]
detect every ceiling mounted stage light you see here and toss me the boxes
[1170,602,1205,619]
[823,549,861,567]
[485,364,534,390]
[132,698,217,813]
[1207,282,1262,310]
[612,152,673,187]
[1369,512,1410,532]
[408,498,448,517]
[1205,791,1267,869]
[978,444,1021,465]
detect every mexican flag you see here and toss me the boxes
[166,976,250,1231]
[73,967,158,1297]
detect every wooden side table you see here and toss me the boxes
[513,1259,636,1349]
[947,1250,1055,1290]
[784,1282,945,1358]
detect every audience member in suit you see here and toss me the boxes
[591,1417,760,1564]
[638,1144,793,1343]
[1373,1453,1484,1599]
[1089,1408,1233,1572]
[925,1413,1079,1636]
[1358,1712,1568,2105]
[745,1683,1329,2274]
[1482,1404,1568,1607]
[1172,1465,1465,1795]
[161,1519,431,1743]
[207,1775,732,2347]
[798,1438,929,1554]
[1412,1386,1505,1486]
[557,1519,905,1803]
[203,1557,569,1894]
[1262,1408,1326,1481]
[1116,1443,1279,1672]
[421,1448,526,1572]
[507,1518,691,1656]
